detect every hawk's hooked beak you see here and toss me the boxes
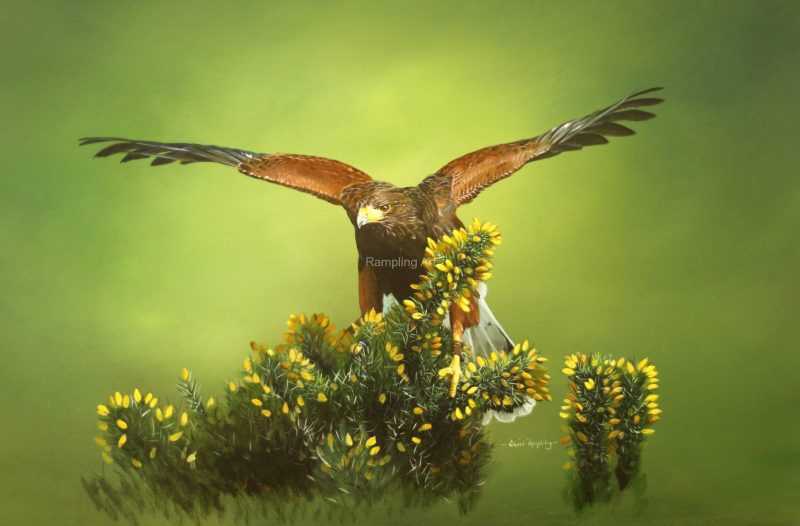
[356,206,385,228]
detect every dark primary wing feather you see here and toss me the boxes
[79,137,258,166]
[432,87,665,206]
[80,137,372,206]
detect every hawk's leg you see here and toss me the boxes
[438,306,469,397]
[358,265,382,315]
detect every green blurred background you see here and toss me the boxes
[1,1,798,524]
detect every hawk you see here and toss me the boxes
[81,87,664,405]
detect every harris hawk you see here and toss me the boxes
[81,87,664,410]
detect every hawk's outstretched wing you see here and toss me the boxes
[79,137,372,206]
[427,87,665,206]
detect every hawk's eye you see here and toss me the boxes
[379,204,391,213]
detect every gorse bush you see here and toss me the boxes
[559,353,662,509]
[83,219,553,524]
[83,219,663,522]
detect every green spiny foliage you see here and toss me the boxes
[559,353,661,509]
[83,219,552,524]
[401,217,500,325]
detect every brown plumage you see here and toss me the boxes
[81,87,664,400]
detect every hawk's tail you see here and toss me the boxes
[463,283,536,425]
[462,283,514,357]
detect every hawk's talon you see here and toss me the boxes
[438,354,461,397]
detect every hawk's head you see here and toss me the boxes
[355,187,419,232]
